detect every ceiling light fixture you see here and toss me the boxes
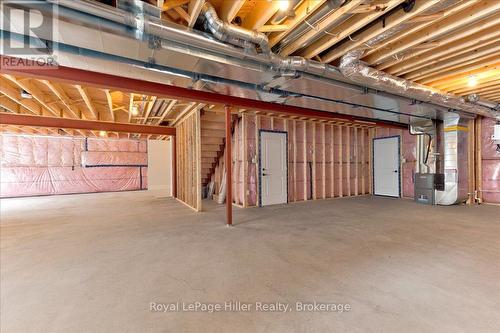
[467,75,478,87]
[278,0,289,11]
[131,105,139,115]
[99,130,107,137]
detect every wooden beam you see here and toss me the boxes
[330,124,334,198]
[104,89,115,122]
[269,0,327,48]
[297,0,403,58]
[219,0,245,22]
[321,0,439,63]
[431,68,500,91]
[173,6,190,23]
[338,125,343,197]
[75,85,98,119]
[2,75,59,117]
[142,96,158,124]
[241,0,280,30]
[292,120,297,202]
[41,80,79,118]
[0,113,176,135]
[279,0,364,56]
[157,99,178,124]
[187,0,204,27]
[258,24,289,33]
[386,25,500,76]
[364,0,499,66]
[421,59,500,85]
[0,77,42,115]
[163,0,189,11]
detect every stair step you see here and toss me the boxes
[202,137,224,145]
[202,151,218,158]
[201,157,216,163]
[201,113,225,122]
[201,129,225,138]
[202,144,222,152]
[201,121,225,130]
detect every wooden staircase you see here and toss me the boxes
[201,112,226,186]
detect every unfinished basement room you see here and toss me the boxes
[1,0,499,332]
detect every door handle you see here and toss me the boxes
[393,170,398,173]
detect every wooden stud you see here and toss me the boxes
[338,125,343,197]
[330,124,335,198]
[303,120,307,201]
[322,123,326,199]
[312,122,316,200]
[242,114,248,207]
[293,119,297,202]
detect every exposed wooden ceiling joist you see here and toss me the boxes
[320,0,440,63]
[296,0,403,59]
[364,0,500,66]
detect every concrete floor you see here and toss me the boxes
[1,192,500,333]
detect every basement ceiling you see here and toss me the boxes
[156,0,499,103]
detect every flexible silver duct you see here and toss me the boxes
[409,119,435,173]
[201,3,270,54]
[48,0,499,119]
[200,1,500,119]
[466,94,500,111]
[337,0,500,120]
[435,112,469,205]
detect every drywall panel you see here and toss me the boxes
[147,139,172,197]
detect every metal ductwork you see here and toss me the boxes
[435,113,469,205]
[337,0,500,120]
[5,0,499,123]
[201,3,270,54]
[409,119,435,173]
[198,2,499,120]
[339,51,499,119]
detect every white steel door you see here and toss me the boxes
[373,136,400,197]
[260,131,287,206]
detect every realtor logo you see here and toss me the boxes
[0,0,58,68]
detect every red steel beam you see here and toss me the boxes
[0,56,406,129]
[225,105,232,226]
[0,113,176,136]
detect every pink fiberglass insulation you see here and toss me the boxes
[82,151,147,166]
[481,118,500,203]
[0,134,148,198]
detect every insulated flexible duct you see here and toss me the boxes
[48,0,499,119]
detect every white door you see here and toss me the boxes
[260,131,287,206]
[373,136,400,197]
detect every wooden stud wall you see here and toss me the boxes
[175,109,202,211]
[239,113,372,207]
